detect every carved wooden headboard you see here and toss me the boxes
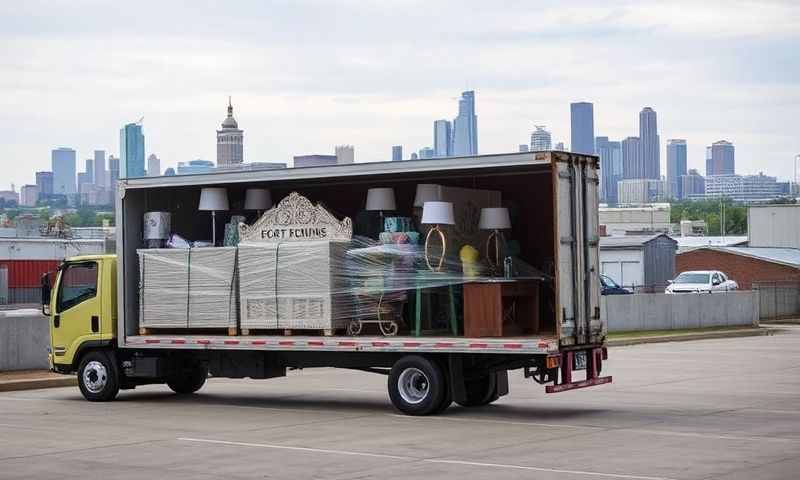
[238,192,353,243]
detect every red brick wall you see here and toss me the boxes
[675,249,800,290]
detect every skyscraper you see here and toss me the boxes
[419,147,435,159]
[217,97,243,165]
[596,137,623,204]
[639,107,660,179]
[335,145,354,164]
[35,171,53,196]
[51,147,76,195]
[570,102,594,155]
[451,91,478,156]
[518,144,529,152]
[147,154,161,177]
[682,169,706,198]
[530,125,552,151]
[706,140,735,176]
[621,137,642,179]
[433,120,452,157]
[120,123,146,178]
[554,142,566,151]
[392,145,403,161]
[666,139,688,199]
[94,150,106,188]
[84,159,94,184]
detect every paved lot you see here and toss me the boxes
[2,327,799,480]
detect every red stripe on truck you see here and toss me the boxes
[504,343,523,349]
[171,339,186,344]
[196,339,210,345]
[223,340,239,345]
[145,339,160,344]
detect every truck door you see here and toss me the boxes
[51,261,102,365]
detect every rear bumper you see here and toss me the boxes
[545,347,612,393]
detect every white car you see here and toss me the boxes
[665,270,738,294]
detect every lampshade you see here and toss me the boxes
[198,187,229,211]
[413,184,441,207]
[244,188,272,210]
[421,201,455,225]
[479,207,511,230]
[365,187,396,211]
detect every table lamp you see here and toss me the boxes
[366,187,396,226]
[245,188,272,217]
[413,184,441,208]
[479,207,511,275]
[198,187,229,246]
[421,201,455,272]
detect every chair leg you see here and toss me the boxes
[448,284,457,336]
[415,288,422,337]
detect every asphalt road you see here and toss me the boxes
[1,327,799,480]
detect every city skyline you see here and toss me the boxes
[2,2,798,188]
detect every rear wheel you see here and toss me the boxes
[77,350,120,402]
[388,356,445,416]
[167,364,208,394]
[455,373,498,407]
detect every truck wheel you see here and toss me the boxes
[167,365,208,395]
[388,356,445,416]
[77,351,120,402]
[455,374,498,407]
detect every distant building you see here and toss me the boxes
[94,150,106,188]
[164,167,176,176]
[392,145,403,162]
[452,91,478,156]
[639,107,660,179]
[570,102,594,155]
[147,154,161,177]
[621,136,642,179]
[433,120,452,157]
[108,155,120,187]
[392,145,403,161]
[213,162,286,173]
[20,185,39,207]
[84,159,94,184]
[217,97,243,165]
[419,147,435,159]
[518,144,529,152]
[294,155,337,168]
[706,140,735,176]
[410,153,419,160]
[617,178,667,204]
[554,142,566,151]
[666,139,687,199]
[676,246,800,290]
[599,203,672,235]
[596,137,623,204]
[530,125,552,151]
[681,169,706,198]
[120,123,146,178]
[335,145,354,164]
[177,160,214,175]
[35,171,53,196]
[51,147,76,195]
[0,189,19,205]
[703,173,789,202]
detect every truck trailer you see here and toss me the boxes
[42,151,611,415]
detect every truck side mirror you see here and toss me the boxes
[41,273,51,316]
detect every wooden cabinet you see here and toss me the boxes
[463,280,539,337]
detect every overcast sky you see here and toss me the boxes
[1,0,798,189]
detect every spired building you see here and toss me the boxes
[217,97,244,165]
[639,107,660,180]
[451,91,478,156]
[530,125,552,151]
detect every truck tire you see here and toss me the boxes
[167,365,208,395]
[455,373,498,407]
[77,351,120,402]
[388,355,446,416]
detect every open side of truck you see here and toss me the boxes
[43,151,611,416]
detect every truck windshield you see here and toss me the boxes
[674,273,710,284]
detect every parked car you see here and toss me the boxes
[665,270,738,294]
[600,274,633,295]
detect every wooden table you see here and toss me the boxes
[463,279,540,337]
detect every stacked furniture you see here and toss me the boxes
[138,247,238,332]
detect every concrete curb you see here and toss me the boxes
[0,376,77,393]
[608,327,776,347]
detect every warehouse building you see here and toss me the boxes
[599,233,677,292]
[676,246,800,290]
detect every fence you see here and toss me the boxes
[753,281,800,320]
[602,290,759,332]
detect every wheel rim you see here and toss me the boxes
[83,360,108,394]
[397,367,430,405]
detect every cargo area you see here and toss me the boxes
[118,152,602,351]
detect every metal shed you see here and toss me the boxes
[599,233,678,292]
